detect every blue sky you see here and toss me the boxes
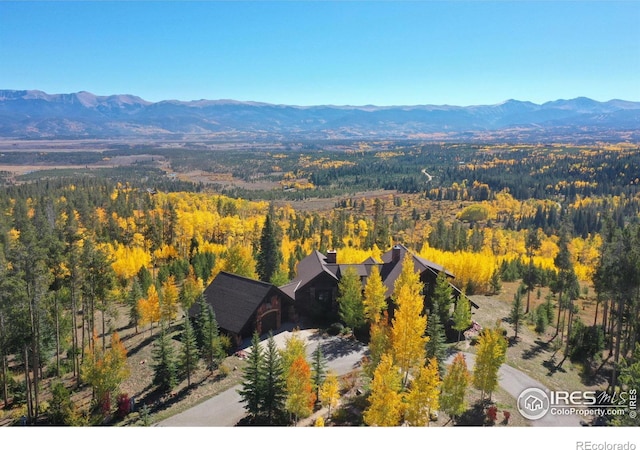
[1,1,639,106]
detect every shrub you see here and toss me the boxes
[487,405,498,424]
[116,393,131,419]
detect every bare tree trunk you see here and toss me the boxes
[71,286,79,381]
[24,346,32,421]
[55,293,60,377]
[101,307,106,351]
[2,353,8,408]
[611,294,625,389]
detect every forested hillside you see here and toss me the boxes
[0,141,638,426]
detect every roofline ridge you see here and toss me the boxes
[218,270,275,287]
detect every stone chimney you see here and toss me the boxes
[392,245,402,263]
[326,250,337,264]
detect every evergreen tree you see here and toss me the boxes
[179,317,199,387]
[197,295,225,372]
[425,301,447,371]
[310,345,328,405]
[260,333,287,424]
[490,269,502,295]
[524,228,542,313]
[127,278,144,334]
[336,266,365,331]
[510,288,525,340]
[152,330,178,395]
[238,332,263,422]
[432,271,453,327]
[256,213,282,283]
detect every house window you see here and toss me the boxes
[316,290,332,307]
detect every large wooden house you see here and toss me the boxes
[279,244,478,323]
[195,244,477,348]
[190,271,294,348]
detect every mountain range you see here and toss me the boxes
[1,89,639,142]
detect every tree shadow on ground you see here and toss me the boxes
[522,339,550,360]
[543,355,567,376]
[316,336,365,361]
[456,399,493,426]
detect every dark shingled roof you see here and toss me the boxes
[280,243,479,309]
[198,272,288,335]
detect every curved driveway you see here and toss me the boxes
[159,329,582,427]
[446,352,583,427]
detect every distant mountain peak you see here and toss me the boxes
[0,89,638,141]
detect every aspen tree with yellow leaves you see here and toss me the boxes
[404,358,441,426]
[363,265,387,324]
[390,253,428,388]
[160,275,179,324]
[363,353,403,427]
[472,324,507,402]
[138,284,161,336]
[318,371,340,419]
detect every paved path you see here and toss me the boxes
[445,351,583,427]
[159,329,582,427]
[158,328,366,427]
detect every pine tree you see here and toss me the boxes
[425,301,447,371]
[256,212,282,283]
[440,353,470,424]
[260,333,287,424]
[363,353,403,426]
[310,345,328,405]
[452,295,472,343]
[337,266,365,331]
[152,330,178,395]
[363,265,387,324]
[179,317,199,387]
[432,270,453,327]
[404,358,441,426]
[197,295,225,372]
[238,332,263,422]
[510,288,525,340]
[127,278,143,334]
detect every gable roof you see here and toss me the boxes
[379,244,455,298]
[199,271,289,335]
